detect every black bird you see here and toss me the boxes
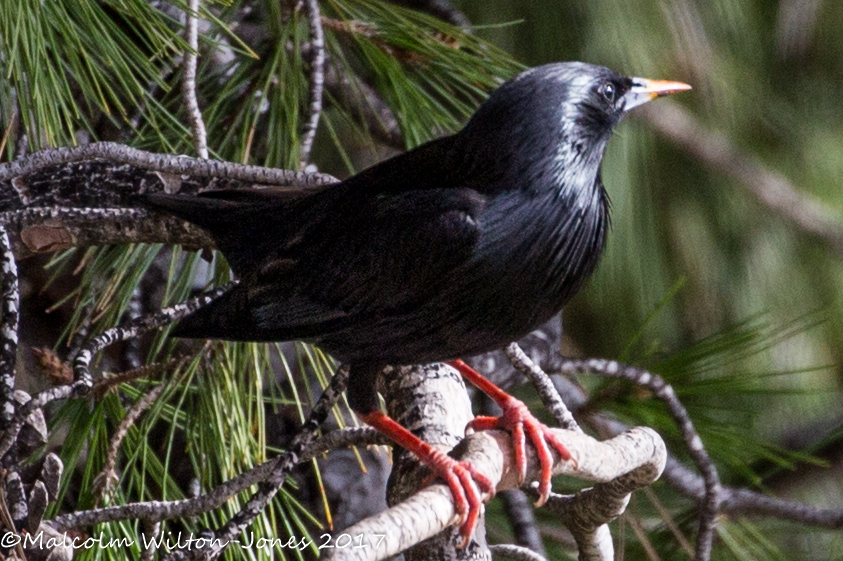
[145,62,690,544]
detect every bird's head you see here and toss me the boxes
[541,62,691,144]
[457,62,690,193]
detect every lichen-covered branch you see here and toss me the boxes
[495,330,843,540]
[541,431,667,561]
[72,283,234,390]
[182,0,209,159]
[0,225,18,430]
[506,342,580,432]
[379,363,484,560]
[324,427,665,561]
[299,0,326,167]
[0,142,338,186]
[0,144,339,258]
[506,343,617,558]
[556,357,721,560]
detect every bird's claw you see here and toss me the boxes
[466,396,574,506]
[423,448,494,547]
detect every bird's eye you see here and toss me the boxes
[600,83,616,103]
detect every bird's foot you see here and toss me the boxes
[421,448,495,546]
[358,410,493,546]
[466,396,574,505]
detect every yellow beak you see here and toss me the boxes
[622,78,692,111]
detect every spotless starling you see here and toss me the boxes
[145,62,690,544]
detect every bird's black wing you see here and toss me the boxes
[244,184,486,336]
[143,185,336,275]
[144,135,487,341]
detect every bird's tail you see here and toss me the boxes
[142,191,276,233]
[171,284,275,341]
[140,190,300,273]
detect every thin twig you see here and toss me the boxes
[52,421,381,532]
[561,365,843,531]
[506,343,580,432]
[322,55,404,149]
[93,382,170,504]
[299,0,326,168]
[494,333,842,537]
[500,489,547,557]
[92,358,187,398]
[719,487,843,528]
[162,364,350,560]
[489,543,548,561]
[557,357,721,561]
[0,110,15,155]
[507,343,632,558]
[0,225,18,430]
[304,426,389,456]
[643,486,694,557]
[71,283,235,391]
[122,286,144,371]
[506,343,608,556]
[0,384,77,459]
[141,519,161,561]
[622,511,662,561]
[182,0,209,159]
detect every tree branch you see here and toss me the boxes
[0,142,338,186]
[0,144,340,258]
[548,356,843,545]
[506,342,579,431]
[556,357,720,560]
[299,0,326,168]
[71,283,234,390]
[182,0,209,159]
[0,225,18,429]
[379,363,488,560]
[499,488,546,557]
[324,427,665,561]
[49,424,384,534]
[490,543,548,561]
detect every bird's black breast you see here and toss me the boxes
[436,179,609,351]
[310,173,609,365]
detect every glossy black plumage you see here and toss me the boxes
[145,62,677,413]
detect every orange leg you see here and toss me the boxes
[448,359,573,505]
[359,410,494,546]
